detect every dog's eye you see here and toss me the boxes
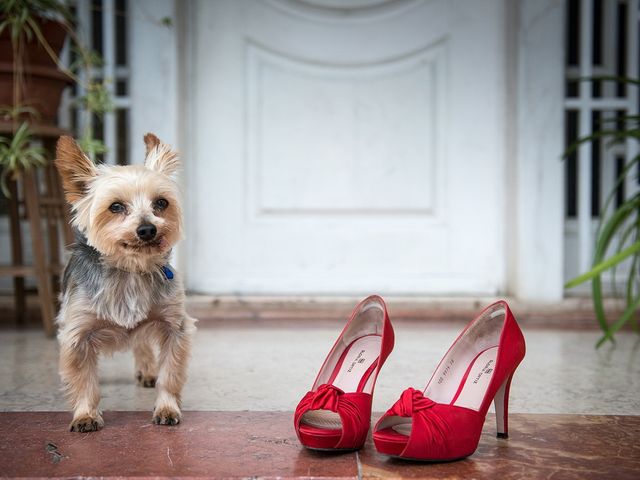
[109,202,126,214]
[154,198,169,211]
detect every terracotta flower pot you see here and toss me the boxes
[0,16,72,126]
[0,63,71,125]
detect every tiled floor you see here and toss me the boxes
[1,305,639,478]
[1,322,638,413]
[1,412,639,479]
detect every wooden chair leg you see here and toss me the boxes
[22,170,57,337]
[44,135,74,246]
[44,164,61,300]
[7,178,26,325]
[52,164,74,245]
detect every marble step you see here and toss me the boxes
[1,411,638,479]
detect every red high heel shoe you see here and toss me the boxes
[373,300,525,461]
[294,295,394,451]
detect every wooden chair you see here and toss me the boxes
[0,126,73,336]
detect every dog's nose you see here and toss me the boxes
[136,223,157,241]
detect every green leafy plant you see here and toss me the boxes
[0,0,114,195]
[0,0,72,42]
[0,121,45,196]
[564,77,640,347]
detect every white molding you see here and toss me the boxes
[245,40,447,220]
[264,0,426,24]
[102,0,117,165]
[191,274,498,296]
[509,0,565,301]
[577,0,594,272]
[564,99,633,109]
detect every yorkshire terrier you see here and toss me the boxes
[54,133,196,432]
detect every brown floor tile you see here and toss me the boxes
[360,413,640,480]
[0,411,358,479]
[1,412,639,479]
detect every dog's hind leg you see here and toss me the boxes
[133,334,157,388]
[152,312,196,426]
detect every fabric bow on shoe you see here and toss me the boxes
[378,387,489,460]
[388,387,436,417]
[309,384,344,412]
[295,383,373,449]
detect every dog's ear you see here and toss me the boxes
[143,133,180,177]
[144,133,160,156]
[55,136,98,204]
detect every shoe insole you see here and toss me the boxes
[453,346,498,410]
[390,346,499,436]
[301,335,381,430]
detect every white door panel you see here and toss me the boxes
[185,0,506,294]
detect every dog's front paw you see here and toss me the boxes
[136,371,157,388]
[153,406,181,426]
[69,414,104,432]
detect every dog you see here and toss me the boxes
[54,133,196,432]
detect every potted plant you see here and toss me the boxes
[0,0,112,194]
[0,0,72,127]
[564,77,640,347]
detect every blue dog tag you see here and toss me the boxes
[161,265,174,280]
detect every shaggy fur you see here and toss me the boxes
[55,134,196,432]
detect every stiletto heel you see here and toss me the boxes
[494,373,514,439]
[294,295,394,451]
[373,300,525,461]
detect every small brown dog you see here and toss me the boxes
[54,133,196,432]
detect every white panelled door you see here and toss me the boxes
[185,0,508,295]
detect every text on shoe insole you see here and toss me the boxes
[333,336,381,393]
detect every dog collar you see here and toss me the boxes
[161,265,174,280]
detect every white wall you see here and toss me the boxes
[0,0,568,301]
[181,0,515,296]
[128,0,185,273]
[129,0,179,160]
[129,0,567,300]
[508,0,565,301]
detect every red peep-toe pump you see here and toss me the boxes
[373,300,525,461]
[294,295,394,451]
